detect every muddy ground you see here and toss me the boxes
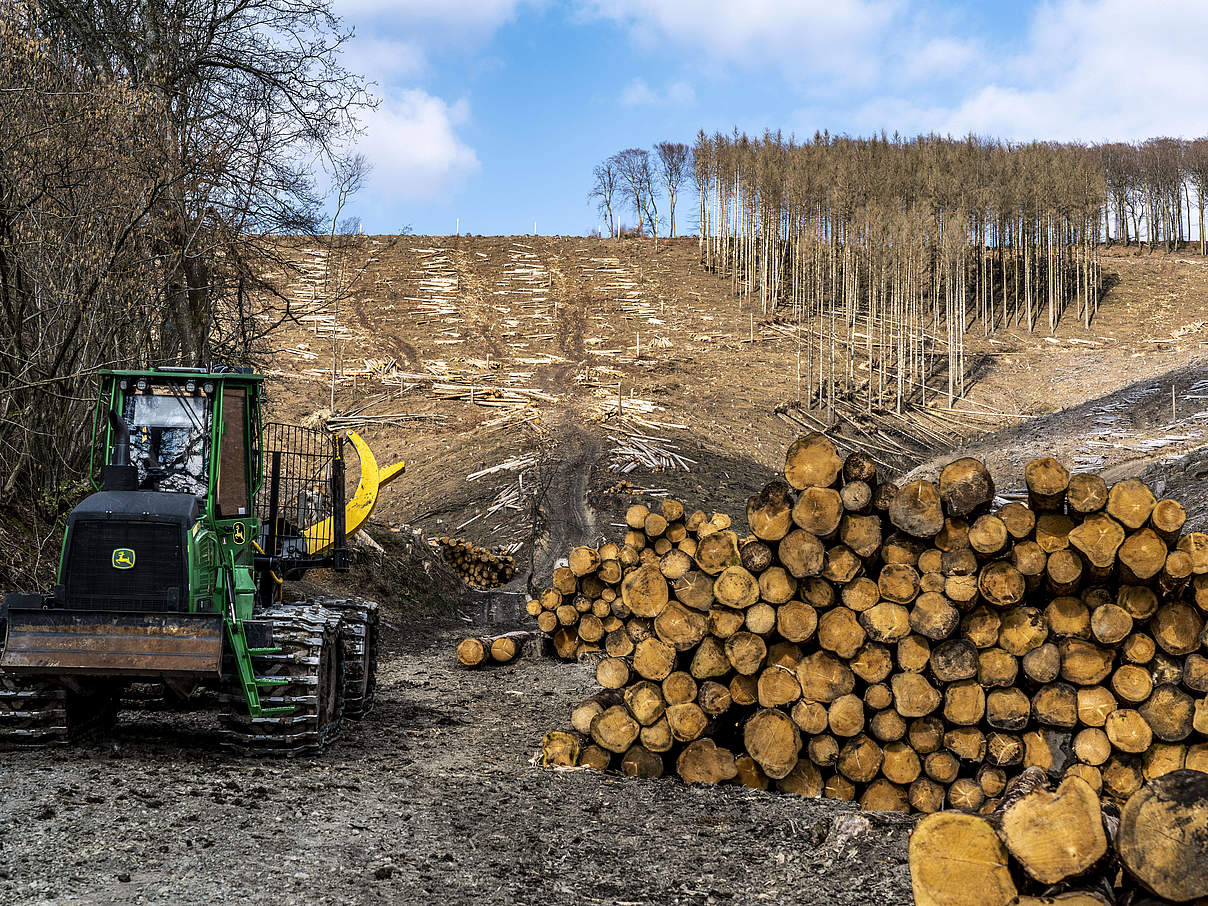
[0,613,914,905]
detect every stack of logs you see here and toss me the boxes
[536,433,1208,813]
[456,631,533,667]
[911,768,1208,905]
[435,536,516,588]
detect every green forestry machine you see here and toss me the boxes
[0,366,404,753]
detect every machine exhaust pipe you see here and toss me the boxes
[107,409,130,466]
[103,409,138,491]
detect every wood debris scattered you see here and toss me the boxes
[466,456,537,482]
[607,430,693,474]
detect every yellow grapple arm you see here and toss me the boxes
[303,431,405,555]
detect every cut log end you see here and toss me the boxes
[909,811,1017,906]
[999,775,1107,885]
[1117,770,1208,902]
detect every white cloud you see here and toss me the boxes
[900,37,978,82]
[581,0,898,84]
[934,0,1208,140]
[790,0,1208,142]
[620,77,696,107]
[332,1,529,210]
[347,35,427,85]
[667,80,696,106]
[355,90,480,203]
[620,78,656,106]
[335,0,534,42]
[586,0,1208,143]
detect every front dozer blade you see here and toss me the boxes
[1,609,224,679]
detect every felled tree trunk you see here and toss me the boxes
[1117,770,1208,902]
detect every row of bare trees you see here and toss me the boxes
[590,142,691,238]
[1099,139,1208,253]
[595,135,1208,254]
[691,132,1107,416]
[0,0,368,500]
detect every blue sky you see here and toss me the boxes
[331,0,1208,236]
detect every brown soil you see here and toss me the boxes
[265,238,1208,561]
[0,616,914,905]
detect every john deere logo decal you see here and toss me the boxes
[112,548,135,569]
[232,523,246,544]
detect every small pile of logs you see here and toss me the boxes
[535,432,1208,813]
[435,536,516,588]
[911,768,1208,905]
[456,631,533,667]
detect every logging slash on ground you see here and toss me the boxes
[531,432,1208,819]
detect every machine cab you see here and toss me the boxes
[100,368,261,521]
[121,382,211,496]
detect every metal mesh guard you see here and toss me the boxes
[257,423,343,558]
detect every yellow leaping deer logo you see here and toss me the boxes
[232,523,246,545]
[112,548,135,569]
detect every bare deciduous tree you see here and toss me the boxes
[326,153,369,409]
[1138,138,1185,251]
[615,148,658,238]
[1186,139,1208,257]
[1097,143,1137,245]
[0,0,371,502]
[0,1,169,498]
[693,132,1107,415]
[589,158,620,237]
[38,0,372,364]
[655,141,690,238]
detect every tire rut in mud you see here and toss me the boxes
[521,249,603,586]
[524,420,604,590]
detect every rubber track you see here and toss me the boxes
[0,677,117,746]
[313,598,379,719]
[0,677,70,744]
[218,604,345,756]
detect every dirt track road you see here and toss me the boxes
[0,620,914,906]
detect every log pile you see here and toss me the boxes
[910,768,1208,905]
[535,432,1208,813]
[435,537,516,588]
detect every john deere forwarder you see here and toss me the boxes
[0,366,403,753]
